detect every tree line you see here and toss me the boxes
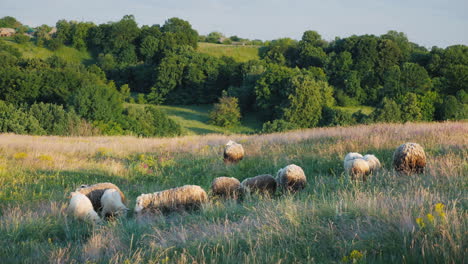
[0,15,466,135]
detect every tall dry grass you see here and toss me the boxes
[0,121,466,263]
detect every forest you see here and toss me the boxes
[0,15,467,136]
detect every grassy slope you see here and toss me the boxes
[1,38,93,64]
[334,105,375,115]
[127,103,262,135]
[0,122,466,263]
[197,42,261,62]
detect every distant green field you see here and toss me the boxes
[127,104,262,135]
[334,105,375,115]
[1,38,93,64]
[197,42,261,62]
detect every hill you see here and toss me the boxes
[197,42,261,62]
[126,103,262,135]
[1,38,93,64]
[0,121,466,263]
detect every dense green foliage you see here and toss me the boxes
[208,93,241,127]
[0,15,467,135]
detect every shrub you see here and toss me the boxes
[68,85,123,122]
[0,100,45,135]
[28,102,82,135]
[371,98,402,123]
[13,34,30,44]
[137,93,146,104]
[436,95,467,120]
[209,94,241,127]
[122,106,183,137]
[261,119,298,133]
[399,92,423,122]
[320,107,356,127]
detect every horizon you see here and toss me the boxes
[1,0,468,48]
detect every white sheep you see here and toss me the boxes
[67,192,102,224]
[135,185,208,216]
[224,140,245,164]
[393,142,427,174]
[100,189,129,219]
[343,152,363,168]
[344,158,370,181]
[363,154,381,173]
[276,164,307,192]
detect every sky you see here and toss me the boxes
[1,0,467,48]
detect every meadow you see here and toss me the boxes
[197,42,261,62]
[2,38,93,64]
[0,122,466,263]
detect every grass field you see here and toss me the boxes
[197,42,261,62]
[127,103,262,135]
[0,121,466,263]
[1,38,93,64]
[334,106,375,115]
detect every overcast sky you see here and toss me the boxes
[2,0,467,48]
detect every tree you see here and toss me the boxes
[383,65,402,98]
[400,93,422,122]
[0,16,22,28]
[282,74,334,128]
[206,31,224,43]
[400,62,432,94]
[209,93,241,127]
[161,17,198,48]
[297,30,327,68]
[371,98,402,123]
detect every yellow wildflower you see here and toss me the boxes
[426,213,434,224]
[416,217,425,228]
[434,203,445,216]
[350,250,364,260]
[13,152,28,160]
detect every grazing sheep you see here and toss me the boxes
[100,189,129,219]
[344,152,363,168]
[276,164,307,192]
[75,182,126,213]
[135,185,208,215]
[241,174,277,196]
[344,158,370,180]
[67,192,102,224]
[211,177,243,199]
[224,140,245,164]
[363,154,381,173]
[393,142,427,175]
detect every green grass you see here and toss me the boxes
[334,106,375,115]
[127,103,262,135]
[1,38,93,64]
[197,42,261,62]
[0,122,466,263]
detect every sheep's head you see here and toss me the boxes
[226,140,236,146]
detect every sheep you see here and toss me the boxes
[224,140,245,164]
[276,164,307,193]
[241,174,277,196]
[363,154,381,173]
[344,158,370,180]
[75,182,126,213]
[67,192,102,224]
[100,189,129,219]
[344,152,363,168]
[135,185,208,216]
[211,177,243,199]
[393,142,427,175]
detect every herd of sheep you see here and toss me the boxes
[67,141,427,224]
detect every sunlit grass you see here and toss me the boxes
[0,121,466,263]
[2,39,93,64]
[197,42,261,62]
